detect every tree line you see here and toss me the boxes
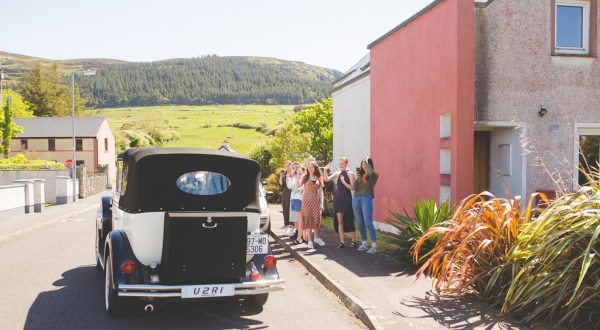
[75,55,340,108]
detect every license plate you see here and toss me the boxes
[182,284,234,298]
[247,233,269,254]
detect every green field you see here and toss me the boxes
[96,105,295,155]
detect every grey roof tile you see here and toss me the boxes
[14,117,108,138]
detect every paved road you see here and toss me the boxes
[0,208,365,330]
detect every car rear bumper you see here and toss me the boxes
[117,279,285,298]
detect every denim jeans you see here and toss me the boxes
[352,195,376,243]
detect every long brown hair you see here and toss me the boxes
[361,157,374,180]
[302,161,323,186]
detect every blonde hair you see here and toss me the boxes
[339,156,348,164]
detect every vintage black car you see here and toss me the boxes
[95,148,284,316]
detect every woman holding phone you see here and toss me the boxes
[349,157,379,254]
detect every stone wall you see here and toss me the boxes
[77,166,108,199]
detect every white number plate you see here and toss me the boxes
[247,233,269,254]
[182,284,234,298]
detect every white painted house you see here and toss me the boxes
[331,54,371,171]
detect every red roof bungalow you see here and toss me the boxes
[364,0,600,230]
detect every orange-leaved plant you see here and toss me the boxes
[411,191,544,298]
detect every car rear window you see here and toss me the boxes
[176,171,231,195]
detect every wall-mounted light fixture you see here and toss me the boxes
[538,105,548,117]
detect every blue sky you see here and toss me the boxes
[3,0,433,72]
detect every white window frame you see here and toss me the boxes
[555,0,590,55]
[573,124,600,190]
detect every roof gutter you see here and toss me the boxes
[330,69,370,94]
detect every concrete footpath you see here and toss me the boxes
[0,192,109,246]
[268,204,529,330]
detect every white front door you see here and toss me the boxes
[489,127,525,199]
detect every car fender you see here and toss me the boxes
[99,196,112,238]
[251,245,280,279]
[105,230,143,286]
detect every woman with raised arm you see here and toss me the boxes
[324,157,357,248]
[287,162,304,243]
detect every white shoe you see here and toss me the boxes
[367,246,378,254]
[307,241,314,249]
[314,237,326,246]
[357,243,368,251]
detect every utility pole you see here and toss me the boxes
[0,56,10,107]
[71,69,96,202]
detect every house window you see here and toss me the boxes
[104,138,109,152]
[76,139,83,151]
[21,139,28,150]
[555,0,591,54]
[579,134,599,185]
[48,139,55,151]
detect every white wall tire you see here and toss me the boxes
[105,254,128,316]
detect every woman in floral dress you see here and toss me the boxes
[300,161,325,249]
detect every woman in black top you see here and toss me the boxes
[325,156,357,248]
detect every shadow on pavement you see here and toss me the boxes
[397,291,527,330]
[24,266,267,330]
[283,223,415,279]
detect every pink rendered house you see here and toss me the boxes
[348,0,600,231]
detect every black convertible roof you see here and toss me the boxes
[117,148,261,214]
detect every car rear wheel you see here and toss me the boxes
[244,293,269,307]
[105,254,128,316]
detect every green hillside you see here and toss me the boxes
[0,51,340,108]
[97,104,295,155]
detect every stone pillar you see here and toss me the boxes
[55,176,71,205]
[77,166,87,199]
[13,179,34,213]
[33,179,45,213]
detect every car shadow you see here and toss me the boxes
[24,266,267,329]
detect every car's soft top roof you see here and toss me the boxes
[119,148,253,166]
[117,148,261,214]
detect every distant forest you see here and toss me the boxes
[74,56,341,107]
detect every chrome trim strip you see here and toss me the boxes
[119,292,182,298]
[117,279,285,298]
[167,212,248,218]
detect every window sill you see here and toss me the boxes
[551,52,596,58]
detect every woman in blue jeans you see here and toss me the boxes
[346,157,379,254]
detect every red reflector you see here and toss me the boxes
[263,255,277,269]
[121,259,136,275]
[250,272,260,282]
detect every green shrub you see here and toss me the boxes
[386,198,452,265]
[0,154,65,170]
[496,184,600,328]
[264,169,283,203]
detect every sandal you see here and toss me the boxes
[291,239,300,245]
[337,243,345,249]
[349,241,357,248]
